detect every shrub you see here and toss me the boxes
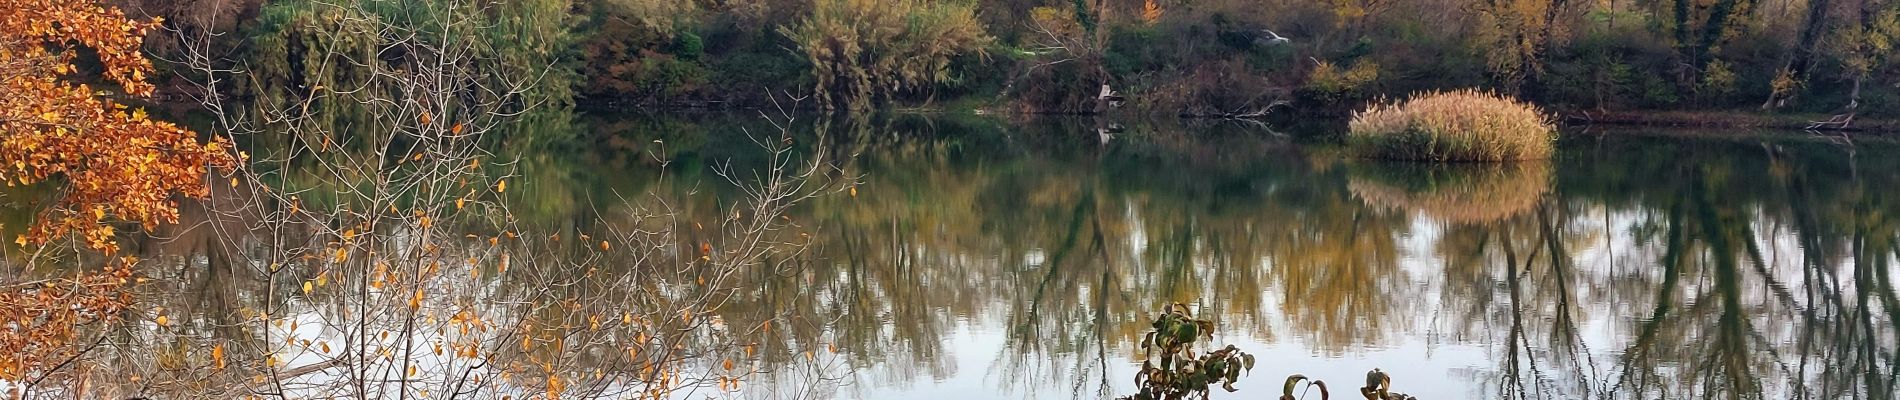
[779,0,992,111]
[1302,59,1379,105]
[1347,89,1555,162]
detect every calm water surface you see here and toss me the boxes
[119,115,1900,399]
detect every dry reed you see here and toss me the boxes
[1348,89,1555,162]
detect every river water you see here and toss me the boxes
[33,114,1897,399]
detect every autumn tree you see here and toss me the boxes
[1834,0,1899,110]
[1471,0,1574,93]
[1324,0,1397,31]
[0,0,232,252]
[1761,0,1837,109]
[0,0,230,391]
[1668,0,1756,92]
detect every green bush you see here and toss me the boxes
[1302,59,1380,105]
[1348,89,1555,162]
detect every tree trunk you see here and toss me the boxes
[1674,0,1693,58]
[1848,0,1875,110]
[1526,0,1573,91]
[1693,0,1748,71]
[1848,76,1863,110]
[1762,0,1834,109]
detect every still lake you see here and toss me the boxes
[109,114,1900,399]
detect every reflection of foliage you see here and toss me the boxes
[1123,304,1254,400]
[1347,161,1550,224]
[26,115,1900,400]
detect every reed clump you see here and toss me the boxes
[1348,90,1555,162]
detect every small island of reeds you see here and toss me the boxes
[1348,90,1556,162]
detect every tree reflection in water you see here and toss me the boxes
[19,116,1896,399]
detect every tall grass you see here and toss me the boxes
[1348,89,1556,161]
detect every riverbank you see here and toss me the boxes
[1556,110,1900,133]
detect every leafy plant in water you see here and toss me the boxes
[1122,303,1255,400]
[1281,374,1331,400]
[1357,368,1418,400]
[1276,369,1419,400]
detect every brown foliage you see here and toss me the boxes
[0,266,134,381]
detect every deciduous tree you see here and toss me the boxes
[0,0,232,252]
[0,0,228,391]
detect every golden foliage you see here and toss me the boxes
[1142,0,1163,24]
[1305,59,1381,103]
[1348,89,1554,162]
[1030,6,1082,38]
[0,0,234,252]
[1465,0,1570,87]
[1768,68,1802,100]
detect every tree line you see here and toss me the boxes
[119,0,1900,116]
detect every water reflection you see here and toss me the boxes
[56,116,1900,399]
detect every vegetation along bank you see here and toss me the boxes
[123,0,1900,127]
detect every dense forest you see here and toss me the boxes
[122,0,1900,118]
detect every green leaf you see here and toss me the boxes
[1174,321,1198,344]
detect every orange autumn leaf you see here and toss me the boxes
[0,267,133,380]
[0,0,234,253]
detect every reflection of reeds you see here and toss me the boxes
[1347,162,1551,224]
